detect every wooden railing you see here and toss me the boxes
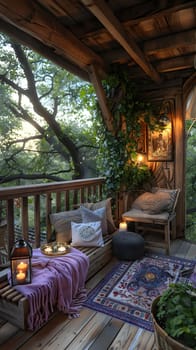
[0,177,118,259]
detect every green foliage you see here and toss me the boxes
[0,33,98,184]
[185,119,196,242]
[93,67,156,193]
[98,130,151,193]
[156,283,196,349]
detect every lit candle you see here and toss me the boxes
[44,246,52,253]
[17,262,28,272]
[119,222,127,231]
[16,271,26,281]
[58,246,66,252]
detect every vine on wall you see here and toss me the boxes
[95,67,160,194]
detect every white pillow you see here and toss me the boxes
[71,221,104,247]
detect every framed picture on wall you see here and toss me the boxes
[147,126,173,161]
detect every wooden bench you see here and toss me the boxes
[0,234,113,329]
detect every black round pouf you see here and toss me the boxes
[112,231,145,260]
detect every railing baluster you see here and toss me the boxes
[46,193,52,242]
[6,199,15,256]
[56,192,61,212]
[80,187,84,204]
[65,191,69,210]
[34,195,40,248]
[21,197,28,241]
[0,178,110,263]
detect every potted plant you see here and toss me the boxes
[151,283,196,350]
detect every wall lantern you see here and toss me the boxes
[137,153,144,166]
[10,239,32,286]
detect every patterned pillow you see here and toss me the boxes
[82,198,116,234]
[49,208,82,243]
[132,192,171,214]
[71,221,104,247]
[80,206,107,234]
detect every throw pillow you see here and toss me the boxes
[80,206,107,234]
[49,208,82,243]
[82,198,116,234]
[71,221,104,247]
[152,187,180,213]
[132,191,171,214]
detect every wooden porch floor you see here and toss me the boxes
[0,239,195,350]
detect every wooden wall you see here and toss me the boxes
[141,73,195,238]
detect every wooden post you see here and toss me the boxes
[174,93,185,237]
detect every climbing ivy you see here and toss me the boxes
[94,67,159,194]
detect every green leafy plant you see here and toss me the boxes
[94,67,159,194]
[156,283,196,349]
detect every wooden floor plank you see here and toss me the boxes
[0,322,19,346]
[15,309,99,350]
[128,329,155,350]
[108,324,138,350]
[184,241,196,259]
[172,239,191,258]
[65,312,113,350]
[0,239,195,350]
[88,318,124,350]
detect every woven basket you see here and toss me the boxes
[151,297,193,350]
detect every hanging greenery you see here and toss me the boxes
[94,67,159,194]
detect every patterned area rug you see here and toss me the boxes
[83,254,195,331]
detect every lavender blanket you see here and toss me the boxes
[8,247,89,330]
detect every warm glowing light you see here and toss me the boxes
[44,246,53,253]
[17,262,28,272]
[119,222,127,231]
[16,271,26,281]
[137,154,143,165]
[58,246,66,252]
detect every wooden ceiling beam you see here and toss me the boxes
[89,64,115,135]
[0,18,90,82]
[81,0,161,83]
[0,0,107,76]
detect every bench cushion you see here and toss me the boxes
[122,208,169,221]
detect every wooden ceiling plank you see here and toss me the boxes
[89,64,115,135]
[119,0,196,25]
[37,0,72,17]
[156,54,195,72]
[81,0,161,83]
[0,0,106,73]
[144,29,196,54]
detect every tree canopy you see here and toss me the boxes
[0,34,97,185]
[185,119,196,241]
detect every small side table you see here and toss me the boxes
[112,231,145,260]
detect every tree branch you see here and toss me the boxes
[0,171,72,184]
[0,74,27,95]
